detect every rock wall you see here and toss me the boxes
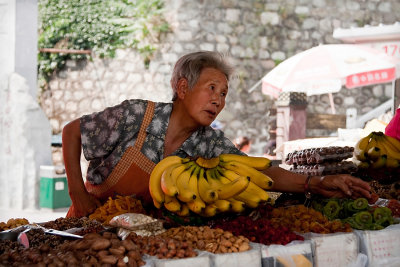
[40,0,400,159]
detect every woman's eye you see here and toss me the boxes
[221,92,226,97]
[210,85,215,90]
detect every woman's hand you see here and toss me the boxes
[311,174,371,199]
[70,188,102,217]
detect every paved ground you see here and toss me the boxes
[0,208,68,224]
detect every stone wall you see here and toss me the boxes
[40,0,400,160]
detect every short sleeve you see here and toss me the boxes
[80,99,147,160]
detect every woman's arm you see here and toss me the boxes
[62,119,101,217]
[264,166,371,199]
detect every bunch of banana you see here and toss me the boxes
[148,154,274,217]
[354,131,400,169]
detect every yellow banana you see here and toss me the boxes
[381,135,400,160]
[176,203,190,217]
[217,166,244,180]
[176,164,197,202]
[214,199,231,212]
[164,195,181,212]
[153,198,162,209]
[383,133,400,150]
[195,157,220,168]
[220,161,274,189]
[230,175,263,208]
[213,168,250,199]
[234,194,261,208]
[372,132,389,156]
[219,153,271,170]
[367,146,382,160]
[160,163,182,197]
[149,156,189,204]
[385,157,400,168]
[197,167,218,203]
[188,165,202,200]
[228,198,246,213]
[365,135,377,153]
[245,181,271,202]
[186,166,206,213]
[354,133,372,161]
[376,140,388,156]
[187,199,206,214]
[371,155,387,169]
[203,204,218,217]
[217,166,270,202]
[204,168,225,189]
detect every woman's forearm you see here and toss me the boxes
[62,119,86,195]
[263,166,316,194]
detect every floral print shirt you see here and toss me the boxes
[80,99,243,185]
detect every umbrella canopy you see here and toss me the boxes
[262,44,399,98]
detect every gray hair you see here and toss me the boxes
[170,51,234,101]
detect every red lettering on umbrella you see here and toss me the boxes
[346,68,395,89]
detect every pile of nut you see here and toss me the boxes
[1,222,251,265]
[41,217,105,235]
[0,231,146,266]
[127,232,197,259]
[158,226,251,254]
[370,180,400,200]
[0,218,29,231]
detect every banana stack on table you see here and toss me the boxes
[354,131,400,169]
[149,154,274,217]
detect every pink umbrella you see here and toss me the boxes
[262,44,399,100]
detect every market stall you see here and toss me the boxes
[1,133,400,267]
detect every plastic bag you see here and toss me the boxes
[306,232,359,267]
[109,213,164,236]
[261,240,313,267]
[355,224,400,267]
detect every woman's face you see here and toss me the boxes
[182,67,228,127]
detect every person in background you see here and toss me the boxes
[62,51,371,218]
[234,136,251,153]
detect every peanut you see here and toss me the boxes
[238,242,250,252]
[91,238,111,250]
[100,255,118,264]
[220,238,232,248]
[219,245,227,253]
[117,258,128,267]
[121,239,136,251]
[109,246,126,257]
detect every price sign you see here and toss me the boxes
[312,233,358,267]
[361,226,400,265]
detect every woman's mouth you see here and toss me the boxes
[206,110,216,117]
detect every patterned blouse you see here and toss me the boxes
[80,99,243,185]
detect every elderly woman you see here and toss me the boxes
[63,51,371,218]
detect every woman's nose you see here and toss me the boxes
[211,93,221,106]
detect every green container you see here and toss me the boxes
[39,166,71,209]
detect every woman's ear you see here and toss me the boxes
[176,78,188,99]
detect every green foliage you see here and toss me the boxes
[38,0,169,89]
[274,59,283,66]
